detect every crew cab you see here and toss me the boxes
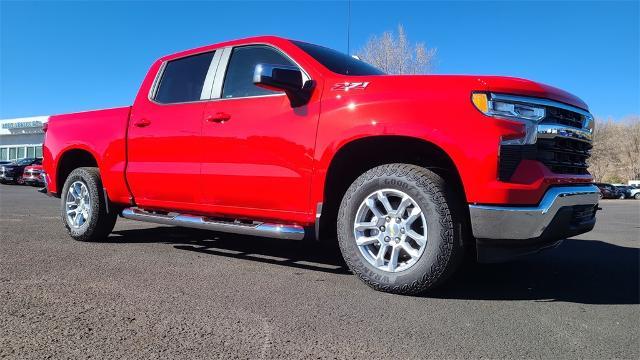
[42,36,599,294]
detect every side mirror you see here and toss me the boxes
[253,64,314,107]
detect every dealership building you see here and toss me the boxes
[0,116,48,161]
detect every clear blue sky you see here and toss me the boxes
[1,0,638,120]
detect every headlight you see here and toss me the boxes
[472,92,545,122]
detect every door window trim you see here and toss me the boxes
[147,49,219,106]
[146,42,312,105]
[211,43,311,102]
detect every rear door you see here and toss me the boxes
[127,50,219,210]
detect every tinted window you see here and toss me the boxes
[155,51,215,103]
[292,41,385,76]
[222,45,296,99]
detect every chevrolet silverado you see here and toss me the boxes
[42,36,599,294]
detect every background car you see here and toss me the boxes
[22,164,45,186]
[0,158,42,184]
[615,185,640,199]
[594,183,622,199]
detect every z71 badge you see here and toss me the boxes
[331,82,370,91]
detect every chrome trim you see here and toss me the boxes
[490,93,592,120]
[148,61,167,101]
[211,43,311,101]
[488,92,594,146]
[210,47,232,99]
[148,50,218,106]
[537,124,593,143]
[469,185,599,240]
[121,208,305,240]
[314,202,323,241]
[200,50,223,100]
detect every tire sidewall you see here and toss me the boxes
[60,168,103,240]
[338,166,455,292]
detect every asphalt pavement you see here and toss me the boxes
[1,184,638,359]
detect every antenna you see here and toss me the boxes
[347,0,351,55]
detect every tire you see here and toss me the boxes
[60,167,117,241]
[635,193,640,200]
[619,194,625,200]
[337,163,464,295]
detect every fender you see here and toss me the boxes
[310,75,524,211]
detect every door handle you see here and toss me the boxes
[133,118,151,127]
[206,112,231,123]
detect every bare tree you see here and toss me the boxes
[588,116,640,183]
[357,24,436,74]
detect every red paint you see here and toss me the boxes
[42,36,593,226]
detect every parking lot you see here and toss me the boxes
[0,184,638,359]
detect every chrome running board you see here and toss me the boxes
[121,207,305,240]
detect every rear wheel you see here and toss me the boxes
[60,167,117,241]
[635,193,640,200]
[337,163,464,295]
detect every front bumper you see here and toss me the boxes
[469,185,599,262]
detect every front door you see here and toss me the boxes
[199,45,320,221]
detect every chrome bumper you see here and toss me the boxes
[469,185,599,240]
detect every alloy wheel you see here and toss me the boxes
[353,189,428,272]
[65,180,91,228]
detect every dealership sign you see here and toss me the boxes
[0,116,49,136]
[1,120,44,130]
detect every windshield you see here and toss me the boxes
[292,40,385,76]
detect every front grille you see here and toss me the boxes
[498,103,592,180]
[542,107,585,129]
[536,137,591,175]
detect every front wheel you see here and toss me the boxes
[635,193,640,200]
[60,167,117,241]
[337,164,464,295]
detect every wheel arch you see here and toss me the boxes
[55,147,100,197]
[318,135,469,241]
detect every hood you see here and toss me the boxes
[341,74,589,112]
[474,76,588,111]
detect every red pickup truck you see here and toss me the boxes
[43,36,599,294]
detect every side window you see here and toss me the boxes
[222,45,296,99]
[154,51,215,104]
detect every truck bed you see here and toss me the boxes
[42,106,132,204]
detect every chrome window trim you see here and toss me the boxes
[146,43,312,105]
[200,50,223,100]
[210,47,232,99]
[490,92,593,126]
[147,61,167,101]
[211,43,312,101]
[147,50,218,106]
